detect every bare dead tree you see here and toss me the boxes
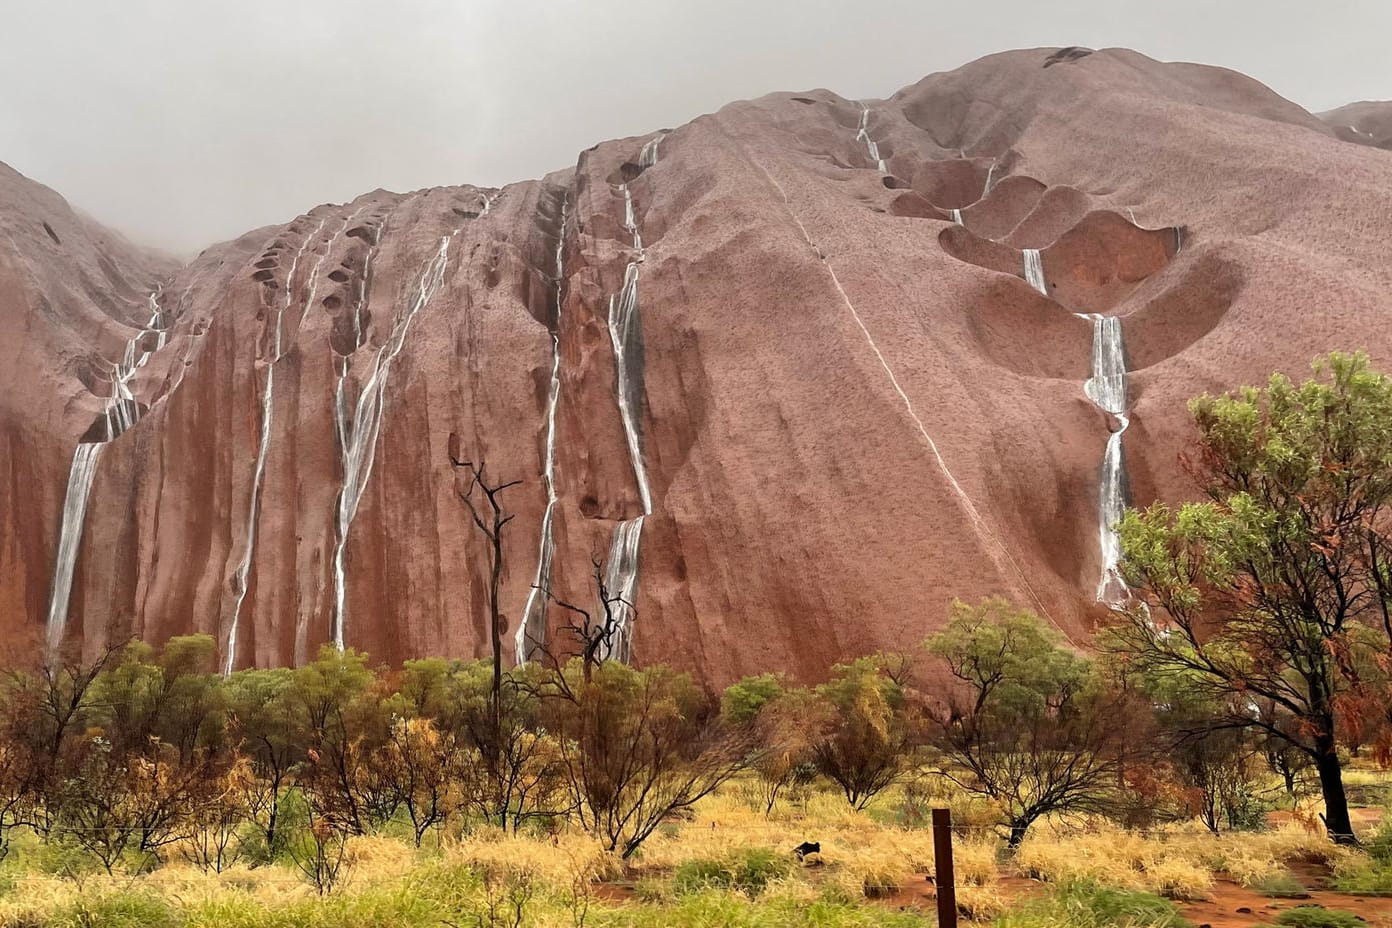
[448,440,520,725]
[540,558,629,688]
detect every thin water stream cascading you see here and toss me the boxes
[951,209,964,226]
[600,138,663,662]
[516,194,568,664]
[1082,313,1130,604]
[223,218,332,674]
[103,286,170,440]
[855,103,887,173]
[45,442,105,650]
[47,286,174,650]
[330,200,487,649]
[604,261,650,663]
[1021,249,1132,605]
[1023,248,1047,296]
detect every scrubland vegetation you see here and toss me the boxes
[4,355,1392,927]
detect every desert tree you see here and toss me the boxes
[1110,351,1392,843]
[49,637,230,872]
[288,646,398,835]
[926,599,1138,848]
[225,667,304,859]
[809,654,920,811]
[400,657,569,833]
[545,661,751,858]
[526,557,628,694]
[1130,666,1270,832]
[721,673,829,814]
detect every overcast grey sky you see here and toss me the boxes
[1,0,1386,255]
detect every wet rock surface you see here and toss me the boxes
[4,47,1392,684]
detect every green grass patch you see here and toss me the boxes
[995,881,1192,928]
[1272,906,1367,928]
[671,846,792,897]
[1252,871,1312,898]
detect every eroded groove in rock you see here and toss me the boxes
[224,216,330,674]
[9,47,1392,683]
[330,197,488,650]
[516,184,570,664]
[601,133,663,663]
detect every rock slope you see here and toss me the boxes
[3,47,1390,684]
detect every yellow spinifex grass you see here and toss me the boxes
[446,827,624,886]
[0,777,1381,926]
[1012,818,1357,900]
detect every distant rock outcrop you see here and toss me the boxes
[1320,101,1392,149]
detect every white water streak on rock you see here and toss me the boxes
[224,217,332,674]
[330,196,489,649]
[45,442,105,650]
[601,137,664,662]
[856,103,888,173]
[516,194,568,664]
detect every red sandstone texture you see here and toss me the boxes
[3,48,1391,685]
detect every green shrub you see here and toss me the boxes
[671,846,792,898]
[996,881,1192,928]
[1365,815,1392,865]
[1331,860,1392,895]
[63,891,181,928]
[1273,906,1367,928]
[1252,871,1311,898]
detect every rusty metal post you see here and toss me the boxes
[932,808,957,928]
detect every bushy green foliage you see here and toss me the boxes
[1111,351,1392,844]
[809,655,918,810]
[671,846,791,897]
[721,673,785,724]
[925,599,1137,846]
[1252,870,1311,898]
[1330,859,1392,894]
[1273,906,1367,928]
[1364,814,1392,864]
[996,881,1192,928]
[63,890,182,928]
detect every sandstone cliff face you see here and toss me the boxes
[4,48,1391,684]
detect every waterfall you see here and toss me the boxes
[602,258,650,662]
[984,161,998,195]
[101,287,169,441]
[1022,249,1047,295]
[602,515,644,663]
[1021,245,1132,604]
[1097,425,1129,604]
[45,442,105,650]
[621,185,642,254]
[855,104,888,173]
[330,200,486,649]
[1083,315,1126,414]
[47,286,174,650]
[1079,313,1131,605]
[608,261,652,514]
[639,134,663,168]
[600,139,662,661]
[224,218,330,674]
[516,195,568,664]
[950,209,964,226]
